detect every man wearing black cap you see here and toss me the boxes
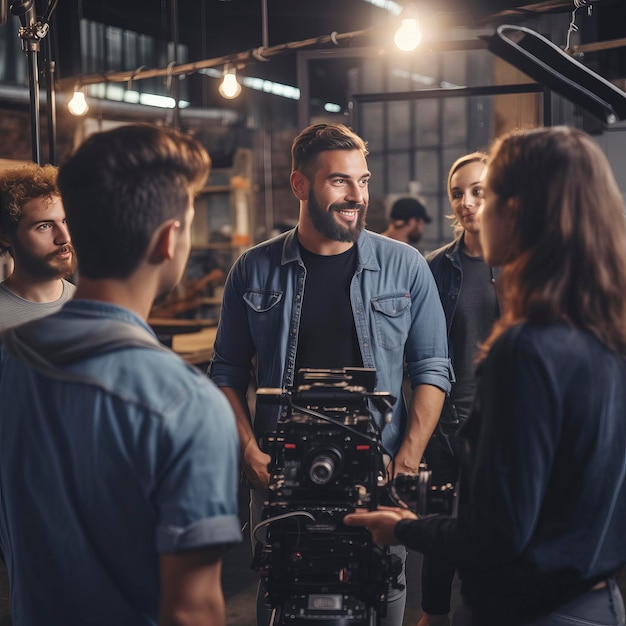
[382,196,432,246]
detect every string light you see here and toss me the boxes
[218,66,242,99]
[68,86,89,116]
[394,16,422,51]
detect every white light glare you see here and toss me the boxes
[68,90,89,116]
[219,69,242,99]
[394,17,422,52]
[362,0,403,15]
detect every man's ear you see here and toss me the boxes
[290,170,309,201]
[149,219,181,263]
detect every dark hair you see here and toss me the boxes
[57,124,210,280]
[480,126,626,357]
[291,123,368,177]
[0,163,59,256]
[446,151,487,237]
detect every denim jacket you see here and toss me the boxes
[210,228,451,456]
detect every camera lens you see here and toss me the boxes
[308,448,343,485]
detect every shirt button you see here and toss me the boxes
[296,295,301,300]
[363,342,369,348]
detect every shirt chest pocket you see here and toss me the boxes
[371,293,411,350]
[243,289,283,345]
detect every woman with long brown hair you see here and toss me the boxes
[345,126,626,626]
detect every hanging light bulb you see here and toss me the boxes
[394,14,422,52]
[219,66,242,99]
[68,86,89,116]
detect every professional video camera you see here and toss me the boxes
[251,367,455,626]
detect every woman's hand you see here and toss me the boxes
[343,506,418,545]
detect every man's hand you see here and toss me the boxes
[343,506,418,546]
[219,387,270,490]
[391,384,445,478]
[390,444,423,477]
[242,440,271,490]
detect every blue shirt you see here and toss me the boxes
[210,228,451,456]
[0,300,241,626]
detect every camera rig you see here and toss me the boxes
[252,367,454,626]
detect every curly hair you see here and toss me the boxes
[0,163,59,255]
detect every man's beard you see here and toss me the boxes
[307,190,367,243]
[12,239,77,280]
[408,230,422,245]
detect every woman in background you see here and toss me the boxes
[420,152,500,626]
[345,126,626,626]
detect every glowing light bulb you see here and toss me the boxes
[394,17,422,52]
[68,90,89,116]
[219,71,242,99]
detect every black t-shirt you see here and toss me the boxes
[295,243,363,374]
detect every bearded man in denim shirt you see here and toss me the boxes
[210,122,451,626]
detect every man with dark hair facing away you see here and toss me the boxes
[0,124,241,626]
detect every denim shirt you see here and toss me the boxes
[0,301,241,625]
[210,228,451,456]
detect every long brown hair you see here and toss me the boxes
[480,126,626,358]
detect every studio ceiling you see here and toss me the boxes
[47,0,623,113]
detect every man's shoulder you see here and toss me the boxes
[62,279,77,296]
[245,229,291,254]
[232,229,291,268]
[0,281,19,302]
[77,338,229,422]
[363,229,421,258]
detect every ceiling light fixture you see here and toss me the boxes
[394,6,422,52]
[68,85,89,116]
[218,66,242,99]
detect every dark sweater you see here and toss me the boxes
[396,322,626,624]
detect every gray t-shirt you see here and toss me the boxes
[0,279,76,331]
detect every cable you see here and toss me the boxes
[565,0,590,52]
[252,510,315,543]
[290,401,387,451]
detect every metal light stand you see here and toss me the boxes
[9,0,53,164]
